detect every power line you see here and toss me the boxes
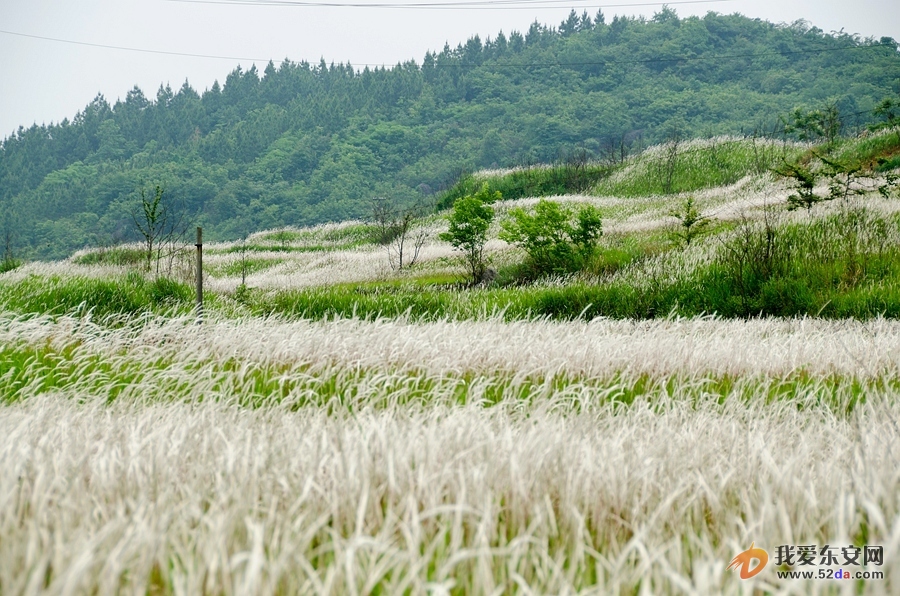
[0,29,272,62]
[0,27,893,68]
[164,0,735,10]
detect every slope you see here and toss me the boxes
[1,9,899,259]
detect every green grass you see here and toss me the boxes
[6,205,900,324]
[237,281,665,322]
[207,244,328,255]
[6,132,900,325]
[0,257,21,274]
[231,208,900,322]
[210,257,284,278]
[831,127,900,170]
[254,223,375,249]
[877,154,900,172]
[0,339,884,413]
[72,246,146,266]
[593,137,802,197]
[436,163,611,210]
[436,132,899,210]
[343,272,465,290]
[0,273,197,319]
[208,224,378,255]
[436,137,805,209]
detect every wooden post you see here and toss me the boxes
[195,227,203,322]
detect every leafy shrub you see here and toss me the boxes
[233,283,253,305]
[500,199,602,277]
[774,160,827,212]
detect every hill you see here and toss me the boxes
[1,8,899,259]
[3,128,899,321]
[2,124,900,593]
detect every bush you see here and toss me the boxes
[499,199,602,277]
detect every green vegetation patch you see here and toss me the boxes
[72,246,146,267]
[593,137,803,197]
[214,257,284,278]
[0,256,21,274]
[209,244,328,255]
[831,128,900,171]
[0,339,886,414]
[252,223,375,250]
[438,137,810,207]
[0,273,196,319]
[238,205,900,321]
[437,163,610,210]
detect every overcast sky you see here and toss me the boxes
[1,0,898,139]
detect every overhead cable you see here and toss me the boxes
[164,0,735,10]
[0,29,271,62]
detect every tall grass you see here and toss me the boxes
[3,132,900,594]
[4,313,900,401]
[831,126,900,171]
[0,273,195,319]
[6,200,900,323]
[593,136,803,198]
[71,245,145,267]
[437,162,611,210]
[238,263,900,322]
[1,312,899,593]
[241,221,375,250]
[440,137,805,206]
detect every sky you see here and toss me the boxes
[0,0,898,139]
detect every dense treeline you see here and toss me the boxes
[2,8,899,258]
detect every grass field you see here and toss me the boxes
[2,312,899,593]
[2,131,900,593]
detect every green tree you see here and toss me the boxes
[669,196,710,246]
[871,93,900,144]
[499,199,602,276]
[782,102,842,147]
[872,96,899,130]
[133,185,167,272]
[775,160,825,212]
[818,153,865,202]
[439,184,496,285]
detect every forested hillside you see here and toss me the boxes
[2,8,899,259]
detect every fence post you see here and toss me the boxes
[195,226,203,323]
